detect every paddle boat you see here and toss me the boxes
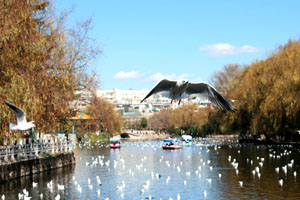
[182,135,192,146]
[162,139,182,150]
[110,138,121,148]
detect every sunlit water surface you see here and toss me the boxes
[1,139,300,200]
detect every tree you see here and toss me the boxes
[86,95,123,136]
[140,118,147,129]
[0,0,100,134]
[226,40,300,140]
[210,64,241,95]
[148,110,171,132]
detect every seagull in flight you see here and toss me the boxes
[141,79,236,112]
[5,101,35,131]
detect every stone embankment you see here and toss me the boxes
[0,136,75,183]
[0,152,75,183]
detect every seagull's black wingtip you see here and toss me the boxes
[231,108,237,113]
[141,98,147,103]
[5,101,12,106]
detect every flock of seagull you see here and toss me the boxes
[0,93,298,200]
[1,139,299,199]
[1,79,238,200]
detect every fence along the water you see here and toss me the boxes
[0,136,74,164]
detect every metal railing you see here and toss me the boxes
[0,136,74,165]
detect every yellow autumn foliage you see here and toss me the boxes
[0,0,100,134]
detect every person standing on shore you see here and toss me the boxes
[65,130,69,142]
[29,129,35,144]
[24,132,30,144]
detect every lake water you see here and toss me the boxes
[1,139,300,200]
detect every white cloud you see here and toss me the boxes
[114,70,139,80]
[191,76,204,83]
[148,72,192,82]
[199,43,263,56]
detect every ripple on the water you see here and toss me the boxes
[1,139,300,199]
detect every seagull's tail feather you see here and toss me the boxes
[9,123,17,131]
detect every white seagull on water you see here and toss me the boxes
[5,101,35,131]
[141,79,236,112]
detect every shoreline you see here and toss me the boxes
[114,132,300,146]
[115,133,170,140]
[239,138,300,147]
[206,134,239,138]
[0,152,75,183]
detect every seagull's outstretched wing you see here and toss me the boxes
[141,79,177,103]
[185,83,236,112]
[5,101,27,124]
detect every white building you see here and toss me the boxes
[70,89,95,111]
[96,88,209,118]
[71,88,210,126]
[97,88,149,105]
[96,88,199,107]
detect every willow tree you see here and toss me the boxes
[0,0,99,134]
[227,40,300,140]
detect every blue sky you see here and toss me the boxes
[55,0,300,90]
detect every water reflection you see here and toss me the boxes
[1,139,300,199]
